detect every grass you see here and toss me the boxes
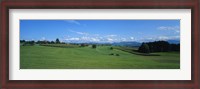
[20,45,180,69]
[40,44,79,48]
[114,46,161,56]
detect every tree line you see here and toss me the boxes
[20,38,62,45]
[20,38,98,49]
[138,41,180,53]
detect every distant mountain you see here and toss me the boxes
[112,41,141,47]
[167,40,180,44]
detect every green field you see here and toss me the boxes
[20,45,180,69]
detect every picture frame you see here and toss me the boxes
[0,0,199,89]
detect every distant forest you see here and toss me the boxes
[138,41,180,53]
[20,38,62,45]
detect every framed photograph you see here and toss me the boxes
[1,0,199,89]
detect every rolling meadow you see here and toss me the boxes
[20,44,180,69]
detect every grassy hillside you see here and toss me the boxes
[20,46,180,69]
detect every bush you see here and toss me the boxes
[116,54,120,56]
[110,47,113,50]
[109,53,114,55]
[92,44,96,48]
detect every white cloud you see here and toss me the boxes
[157,36,180,40]
[138,35,180,42]
[157,26,180,33]
[64,35,121,43]
[65,37,80,41]
[107,38,113,41]
[91,38,100,42]
[175,30,180,33]
[105,35,117,37]
[65,20,81,25]
[63,33,137,43]
[41,37,45,41]
[158,36,169,40]
[121,38,127,41]
[130,37,134,40]
[64,36,102,43]
[76,32,88,35]
[71,38,80,40]
[81,36,90,40]
[69,30,88,35]
[93,34,100,36]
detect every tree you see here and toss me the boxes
[30,41,35,45]
[80,43,88,47]
[50,41,55,44]
[23,41,35,46]
[56,38,60,44]
[46,41,50,44]
[146,41,170,52]
[20,40,26,43]
[138,43,150,53]
[92,44,97,49]
[170,44,180,51]
[110,47,113,50]
[138,41,179,53]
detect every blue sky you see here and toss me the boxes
[20,20,180,43]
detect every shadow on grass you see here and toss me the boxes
[114,47,160,56]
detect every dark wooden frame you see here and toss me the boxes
[0,0,199,89]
